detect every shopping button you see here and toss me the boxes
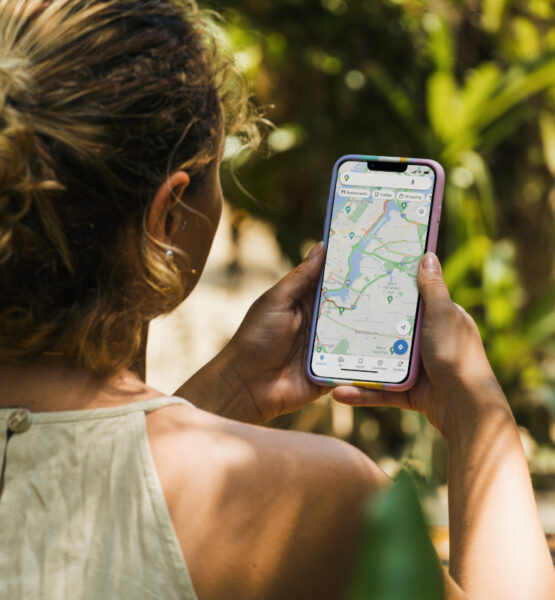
[392,339,408,355]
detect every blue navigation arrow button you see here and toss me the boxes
[393,339,409,355]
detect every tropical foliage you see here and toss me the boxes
[219,0,555,487]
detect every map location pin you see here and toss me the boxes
[339,307,345,315]
[349,232,354,240]
[387,295,393,303]
[345,206,351,213]
[401,202,407,210]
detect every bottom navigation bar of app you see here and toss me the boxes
[312,352,410,383]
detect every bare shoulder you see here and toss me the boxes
[146,402,387,600]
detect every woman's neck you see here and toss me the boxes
[0,359,163,412]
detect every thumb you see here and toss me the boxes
[272,241,324,303]
[417,253,453,317]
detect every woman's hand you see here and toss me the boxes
[332,252,506,437]
[175,243,329,423]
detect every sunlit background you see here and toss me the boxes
[148,0,555,536]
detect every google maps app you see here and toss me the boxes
[311,160,435,384]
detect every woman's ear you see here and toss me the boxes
[147,171,191,241]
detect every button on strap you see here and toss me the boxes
[7,408,32,433]
[0,408,32,502]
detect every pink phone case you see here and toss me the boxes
[306,154,445,391]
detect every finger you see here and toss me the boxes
[332,385,411,410]
[417,253,453,316]
[272,241,324,303]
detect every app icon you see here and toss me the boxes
[393,339,408,355]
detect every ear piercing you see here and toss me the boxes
[180,220,187,230]
[164,249,196,275]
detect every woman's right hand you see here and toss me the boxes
[332,252,506,437]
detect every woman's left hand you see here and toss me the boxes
[175,242,329,423]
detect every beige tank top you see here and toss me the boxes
[0,397,198,599]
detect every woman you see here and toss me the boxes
[0,1,552,599]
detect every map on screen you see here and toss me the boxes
[311,160,436,383]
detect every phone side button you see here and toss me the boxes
[353,381,385,390]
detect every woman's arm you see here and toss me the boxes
[445,381,554,600]
[334,254,555,600]
[423,258,555,600]
[174,242,328,423]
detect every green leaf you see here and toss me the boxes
[511,17,541,61]
[458,63,502,130]
[474,56,555,132]
[427,16,454,72]
[427,72,460,141]
[539,110,555,176]
[522,283,555,344]
[482,0,510,33]
[459,151,497,236]
[442,235,492,289]
[348,471,445,600]
[363,62,416,124]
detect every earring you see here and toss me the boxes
[180,220,187,230]
[166,249,173,258]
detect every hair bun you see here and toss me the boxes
[0,55,61,264]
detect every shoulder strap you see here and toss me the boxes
[0,396,196,425]
[126,396,195,414]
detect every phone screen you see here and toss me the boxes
[310,159,437,384]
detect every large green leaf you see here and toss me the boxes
[348,471,445,600]
[474,56,555,131]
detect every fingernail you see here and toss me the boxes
[421,252,439,271]
[307,241,324,260]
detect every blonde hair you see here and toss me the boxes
[0,0,257,373]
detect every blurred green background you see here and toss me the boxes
[216,0,555,494]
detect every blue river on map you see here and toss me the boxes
[325,197,398,303]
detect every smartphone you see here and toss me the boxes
[306,154,444,391]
